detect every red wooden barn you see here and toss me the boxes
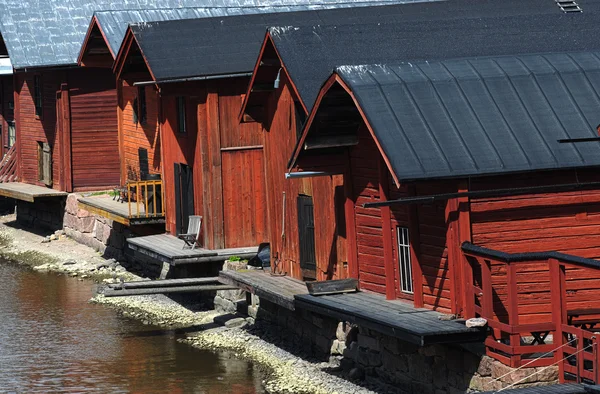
[0,58,14,163]
[111,7,413,257]
[291,52,600,374]
[240,0,591,283]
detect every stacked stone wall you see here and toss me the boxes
[217,289,559,393]
[16,198,65,231]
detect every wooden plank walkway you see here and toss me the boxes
[78,195,165,226]
[479,383,589,394]
[0,182,67,202]
[127,233,258,265]
[295,292,487,346]
[219,270,308,310]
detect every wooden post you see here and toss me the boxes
[60,83,72,192]
[549,259,565,370]
[457,181,472,317]
[343,164,358,281]
[12,74,20,181]
[379,158,395,300]
[480,258,493,319]
[407,184,424,308]
[506,263,521,367]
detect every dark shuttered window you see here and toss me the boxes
[176,96,186,134]
[137,86,146,125]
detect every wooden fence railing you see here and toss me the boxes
[0,145,17,183]
[462,242,600,382]
[126,179,164,219]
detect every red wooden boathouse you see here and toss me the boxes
[290,52,600,379]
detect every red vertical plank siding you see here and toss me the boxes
[350,125,386,295]
[379,158,395,300]
[68,68,119,190]
[161,92,198,236]
[470,170,600,324]
[120,81,161,181]
[218,80,267,249]
[16,71,60,188]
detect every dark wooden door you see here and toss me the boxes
[174,163,195,235]
[297,195,316,280]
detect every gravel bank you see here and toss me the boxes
[0,213,377,394]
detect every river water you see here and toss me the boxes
[0,262,265,393]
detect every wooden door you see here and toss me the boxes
[174,163,195,235]
[297,195,317,280]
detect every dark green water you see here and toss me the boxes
[0,262,264,393]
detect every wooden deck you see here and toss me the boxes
[219,269,308,310]
[295,292,487,346]
[479,383,590,394]
[127,233,258,265]
[0,182,67,202]
[78,195,164,226]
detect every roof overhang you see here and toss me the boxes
[288,72,401,187]
[78,15,115,68]
[238,31,307,124]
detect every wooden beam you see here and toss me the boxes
[102,284,238,297]
[304,134,359,150]
[379,158,396,300]
[106,277,220,289]
[407,184,424,308]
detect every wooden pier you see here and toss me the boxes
[127,233,258,266]
[78,195,165,226]
[0,182,67,202]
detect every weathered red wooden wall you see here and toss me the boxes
[0,75,13,156]
[15,67,119,191]
[15,70,60,188]
[161,78,268,250]
[470,170,600,324]
[68,68,119,190]
[263,75,347,280]
[119,81,160,182]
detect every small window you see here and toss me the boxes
[294,100,306,141]
[33,75,43,118]
[7,121,15,149]
[397,227,414,294]
[137,86,146,124]
[176,96,186,134]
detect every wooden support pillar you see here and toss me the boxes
[457,181,472,317]
[59,83,72,192]
[549,258,566,379]
[407,184,424,307]
[13,74,20,181]
[200,83,224,249]
[506,263,521,367]
[379,158,395,300]
[344,159,358,280]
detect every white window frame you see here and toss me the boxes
[397,226,414,294]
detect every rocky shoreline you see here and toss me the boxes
[0,214,378,394]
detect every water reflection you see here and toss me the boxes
[0,263,263,393]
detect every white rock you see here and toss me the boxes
[466,317,488,328]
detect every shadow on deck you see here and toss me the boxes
[219,269,487,346]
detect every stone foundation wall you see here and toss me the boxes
[62,194,132,260]
[16,198,66,232]
[217,289,559,393]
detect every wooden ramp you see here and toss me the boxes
[78,195,165,226]
[295,291,487,346]
[0,182,67,202]
[219,269,308,310]
[127,233,258,265]
[100,277,237,297]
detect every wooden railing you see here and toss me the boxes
[0,145,17,183]
[462,242,600,381]
[126,179,164,219]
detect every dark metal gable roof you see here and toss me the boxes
[93,2,431,60]
[269,0,600,112]
[128,3,435,82]
[336,52,600,182]
[0,0,430,70]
